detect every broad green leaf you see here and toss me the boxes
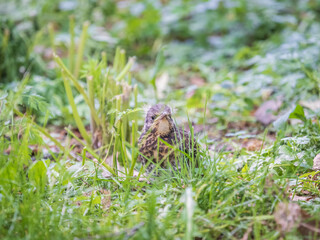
[241,163,249,178]
[289,104,306,122]
[273,109,291,130]
[28,160,49,191]
[92,195,101,205]
[273,104,306,130]
[150,47,165,97]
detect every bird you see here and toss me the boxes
[138,104,198,173]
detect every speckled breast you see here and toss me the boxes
[138,130,179,167]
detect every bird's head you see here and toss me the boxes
[144,104,175,137]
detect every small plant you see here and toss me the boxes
[53,21,141,177]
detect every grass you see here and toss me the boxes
[1,0,320,239]
[1,82,319,239]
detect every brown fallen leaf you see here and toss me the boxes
[274,202,302,233]
[241,224,253,240]
[100,189,112,211]
[261,88,274,101]
[241,139,263,151]
[183,122,210,134]
[92,130,103,149]
[210,142,234,152]
[300,100,320,112]
[298,212,320,237]
[313,154,320,171]
[190,76,206,87]
[274,202,320,237]
[156,72,169,98]
[290,194,314,202]
[185,89,196,99]
[69,138,83,155]
[254,98,282,125]
[5,145,12,154]
[312,154,320,185]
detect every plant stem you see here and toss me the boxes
[65,127,116,176]
[68,15,75,73]
[48,23,55,53]
[133,84,138,122]
[121,123,128,175]
[53,53,100,126]
[87,76,96,135]
[119,49,126,71]
[13,108,66,156]
[101,51,107,68]
[129,120,136,176]
[113,46,121,73]
[115,57,135,82]
[74,21,89,79]
[0,28,9,82]
[62,71,92,145]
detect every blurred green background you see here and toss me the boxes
[2,0,320,126]
[1,1,320,239]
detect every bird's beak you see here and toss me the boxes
[156,112,172,136]
[159,112,170,120]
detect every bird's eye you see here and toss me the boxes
[151,115,156,120]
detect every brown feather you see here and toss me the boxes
[138,104,198,173]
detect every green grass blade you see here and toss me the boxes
[62,71,92,145]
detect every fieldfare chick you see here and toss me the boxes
[138,104,197,173]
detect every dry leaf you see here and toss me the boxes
[210,142,234,152]
[242,139,263,151]
[290,194,314,202]
[156,72,169,98]
[241,224,253,240]
[254,98,282,125]
[100,189,112,211]
[92,130,103,149]
[313,154,320,170]
[5,145,12,154]
[300,100,320,112]
[274,202,320,237]
[274,202,302,233]
[261,88,274,101]
[186,89,196,99]
[190,76,206,87]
